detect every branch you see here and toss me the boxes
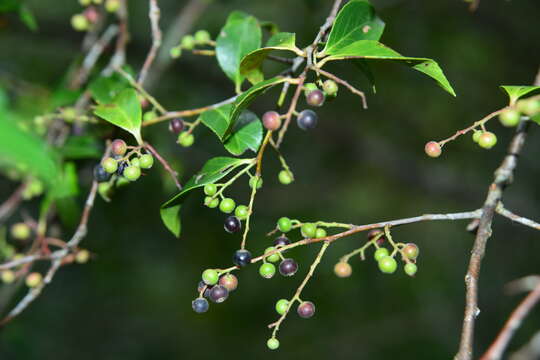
[144,142,182,190]
[138,0,162,86]
[0,184,26,224]
[315,67,367,109]
[496,204,540,231]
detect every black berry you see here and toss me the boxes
[279,258,298,276]
[224,216,241,233]
[116,161,128,176]
[233,249,252,267]
[297,110,318,130]
[169,118,185,134]
[297,301,315,318]
[274,236,290,247]
[209,285,229,303]
[192,298,209,313]
[306,90,325,107]
[93,164,112,182]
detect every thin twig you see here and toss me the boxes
[138,0,162,86]
[144,142,182,190]
[0,184,26,224]
[496,204,540,231]
[315,67,367,109]
[276,71,306,147]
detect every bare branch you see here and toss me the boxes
[496,204,540,231]
[144,142,182,190]
[315,67,367,109]
[138,0,162,86]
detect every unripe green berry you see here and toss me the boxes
[249,176,263,189]
[143,111,157,122]
[517,98,540,116]
[204,196,219,208]
[170,46,182,59]
[219,198,236,214]
[25,272,42,288]
[71,14,89,31]
[275,299,289,315]
[123,166,141,181]
[259,263,276,279]
[79,0,92,5]
[139,154,154,169]
[130,158,141,168]
[472,130,482,143]
[424,141,441,158]
[234,205,249,220]
[478,131,497,149]
[105,0,120,12]
[322,79,338,96]
[374,247,390,262]
[378,256,397,274]
[202,269,219,285]
[301,223,317,238]
[278,170,293,185]
[194,30,211,44]
[181,35,195,50]
[404,263,418,276]
[264,247,280,263]
[499,108,521,127]
[1,270,15,284]
[204,184,217,196]
[267,338,280,350]
[75,249,90,264]
[403,243,419,260]
[277,217,292,232]
[178,132,195,147]
[303,83,318,97]
[11,223,31,240]
[315,228,327,238]
[102,157,118,174]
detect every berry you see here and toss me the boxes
[234,205,249,220]
[178,132,195,147]
[94,164,112,183]
[181,35,195,50]
[267,338,280,350]
[264,247,280,263]
[224,216,241,233]
[374,248,390,262]
[275,299,289,315]
[404,263,418,276]
[277,217,292,232]
[71,14,89,31]
[249,176,263,189]
[306,89,325,107]
[334,262,352,278]
[279,258,298,276]
[297,301,315,318]
[116,161,127,176]
[79,0,91,5]
[139,154,154,169]
[143,111,156,122]
[259,263,276,279]
[1,270,15,284]
[192,298,209,313]
[315,228,327,238]
[297,109,318,130]
[278,170,293,185]
[262,111,281,131]
[517,98,540,116]
[233,249,252,267]
[202,269,219,285]
[378,256,398,274]
[303,83,318,97]
[219,198,236,214]
[11,223,30,240]
[204,184,217,196]
[130,158,141,168]
[123,166,141,181]
[322,80,338,96]
[499,108,520,127]
[424,141,441,158]
[169,118,185,134]
[274,235,290,247]
[197,280,207,293]
[219,274,238,292]
[170,46,182,58]
[301,223,317,238]
[209,285,229,303]
[194,30,211,44]
[403,243,419,260]
[25,272,42,288]
[102,157,118,174]
[75,249,90,264]
[478,132,497,149]
[204,196,219,208]
[105,0,120,12]
[111,139,127,156]
[472,131,482,143]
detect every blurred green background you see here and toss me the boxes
[1,0,540,359]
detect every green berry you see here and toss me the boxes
[278,170,293,185]
[102,157,118,173]
[71,14,89,31]
[204,196,219,208]
[194,30,211,44]
[1,270,15,284]
[403,243,419,260]
[202,269,219,285]
[472,131,482,143]
[315,228,327,238]
[79,0,91,5]
[275,299,289,315]
[123,166,141,181]
[517,98,540,116]
[105,0,120,12]
[204,184,217,196]
[378,256,397,274]
[249,176,263,189]
[499,108,521,127]
[303,83,318,97]
[424,141,441,158]
[259,263,276,279]
[143,111,157,122]
[25,272,42,288]
[277,217,292,232]
[301,223,317,238]
[139,154,154,169]
[478,132,497,149]
[178,132,194,147]
[404,263,417,276]
[322,79,338,96]
[234,205,249,220]
[11,223,30,240]
[170,46,182,59]
[75,249,90,264]
[181,35,195,50]
[130,158,141,168]
[267,338,280,350]
[374,248,389,262]
[219,198,236,214]
[264,247,280,263]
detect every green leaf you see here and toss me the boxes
[94,88,143,144]
[89,73,130,104]
[161,157,252,237]
[321,40,455,96]
[216,11,262,89]
[200,104,234,141]
[260,21,280,35]
[224,111,263,155]
[352,59,376,93]
[240,32,299,80]
[18,4,37,31]
[61,135,102,159]
[323,0,385,55]
[51,162,79,199]
[0,118,59,186]
[500,86,540,105]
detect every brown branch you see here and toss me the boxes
[480,279,540,360]
[138,0,162,86]
[509,330,540,360]
[102,0,128,76]
[496,204,540,231]
[315,67,367,109]
[144,142,182,190]
[275,71,306,147]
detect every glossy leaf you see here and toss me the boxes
[224,111,263,155]
[323,0,385,55]
[500,85,540,105]
[89,74,130,104]
[216,11,262,89]
[321,40,455,96]
[94,88,143,144]
[200,104,233,141]
[18,4,37,31]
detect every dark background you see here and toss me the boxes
[1,0,540,359]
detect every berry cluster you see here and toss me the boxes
[71,0,120,32]
[170,30,213,59]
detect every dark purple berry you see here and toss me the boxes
[169,118,185,134]
[297,110,318,130]
[297,301,315,318]
[306,90,325,107]
[192,298,209,313]
[116,161,127,176]
[94,164,112,182]
[209,285,229,303]
[262,111,281,131]
[279,258,298,276]
[233,249,252,267]
[197,280,206,293]
[274,236,290,247]
[224,216,241,233]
